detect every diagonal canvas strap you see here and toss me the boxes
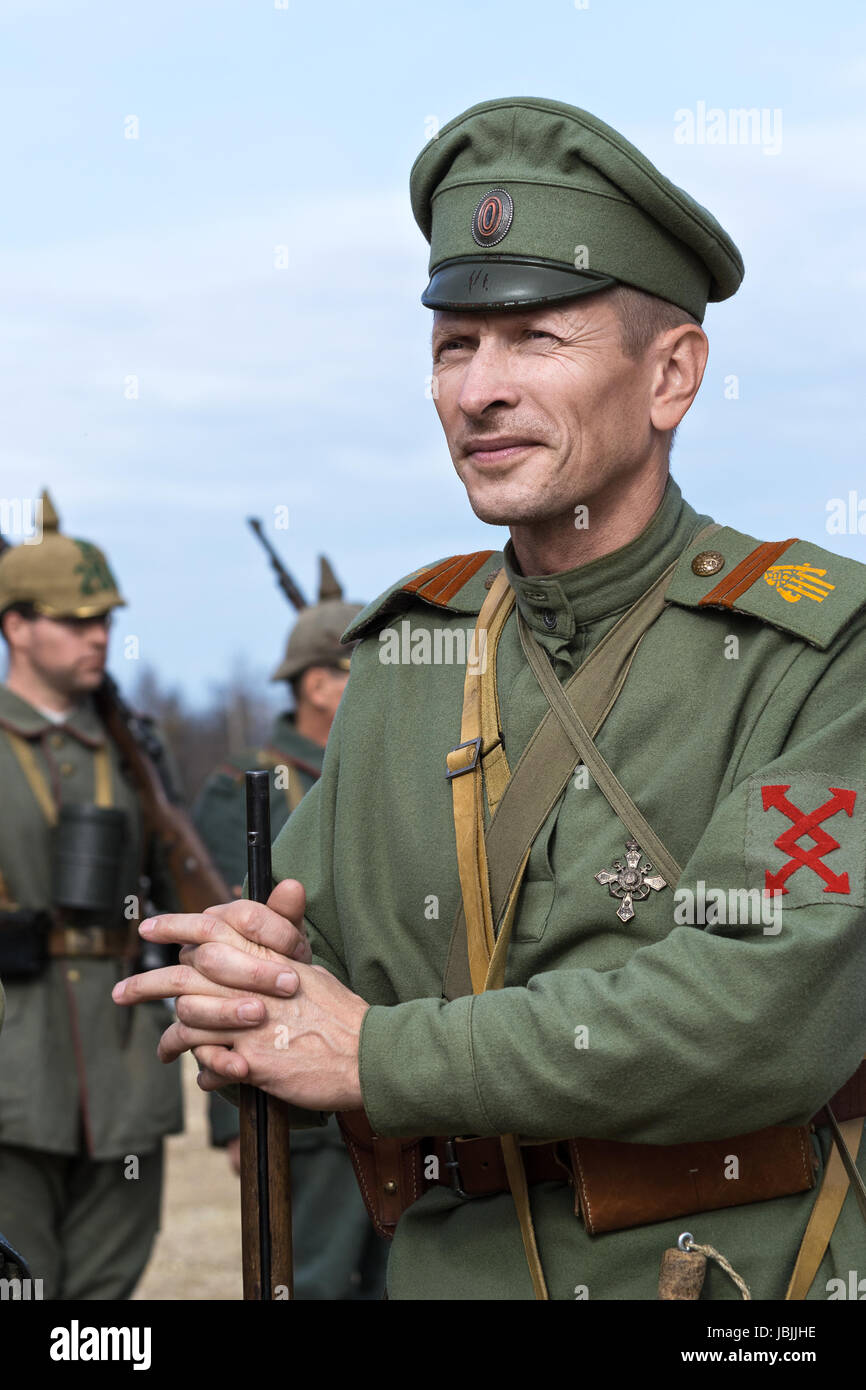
[517,609,681,889]
[825,1104,866,1221]
[785,1111,865,1299]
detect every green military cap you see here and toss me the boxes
[0,490,126,619]
[410,96,744,322]
[271,556,364,682]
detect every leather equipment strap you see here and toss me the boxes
[5,729,113,825]
[785,1109,866,1299]
[517,608,682,889]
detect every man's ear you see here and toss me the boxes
[296,665,330,710]
[649,323,708,434]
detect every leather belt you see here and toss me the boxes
[429,1135,570,1198]
[47,925,135,958]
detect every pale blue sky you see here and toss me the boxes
[1,0,864,699]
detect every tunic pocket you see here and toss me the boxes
[510,808,558,942]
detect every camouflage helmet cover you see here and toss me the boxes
[0,491,126,619]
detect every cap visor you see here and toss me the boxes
[421,257,617,311]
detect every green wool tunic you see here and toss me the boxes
[269,477,866,1301]
[0,686,182,1159]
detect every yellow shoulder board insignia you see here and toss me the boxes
[667,528,866,649]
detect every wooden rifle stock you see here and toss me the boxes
[240,770,293,1299]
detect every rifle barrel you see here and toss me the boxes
[247,518,309,611]
[240,770,293,1300]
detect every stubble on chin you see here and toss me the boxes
[460,464,577,529]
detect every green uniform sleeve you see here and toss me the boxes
[359,619,866,1142]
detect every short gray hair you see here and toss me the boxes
[605,282,702,360]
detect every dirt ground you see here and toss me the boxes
[132,1054,242,1301]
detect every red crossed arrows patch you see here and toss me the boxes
[761,784,856,894]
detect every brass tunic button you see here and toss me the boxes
[67,968,80,983]
[383,1179,398,1194]
[49,732,64,749]
[691,550,725,577]
[60,762,75,777]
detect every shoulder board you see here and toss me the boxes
[341,550,504,642]
[666,527,866,649]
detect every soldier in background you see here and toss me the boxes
[193,556,388,1300]
[0,492,183,1299]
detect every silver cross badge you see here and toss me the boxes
[595,838,667,923]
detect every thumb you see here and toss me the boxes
[266,877,307,927]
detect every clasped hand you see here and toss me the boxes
[111,879,368,1111]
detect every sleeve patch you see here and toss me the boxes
[745,772,866,911]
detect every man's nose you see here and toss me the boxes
[457,340,521,418]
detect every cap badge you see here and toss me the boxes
[471,188,513,247]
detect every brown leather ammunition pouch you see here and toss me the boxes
[338,1060,866,1239]
[568,1125,815,1235]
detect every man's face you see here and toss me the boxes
[431,292,662,527]
[7,613,111,694]
[300,665,350,727]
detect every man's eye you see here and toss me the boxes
[526,330,554,341]
[435,339,465,356]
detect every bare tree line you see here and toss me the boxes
[128,662,283,805]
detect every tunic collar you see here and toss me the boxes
[502,475,712,641]
[266,712,324,776]
[0,683,106,747]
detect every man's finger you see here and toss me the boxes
[140,892,310,964]
[176,940,301,997]
[266,877,306,926]
[158,1021,246,1064]
[219,890,310,961]
[193,1045,250,1082]
[175,993,266,1030]
[112,963,240,1006]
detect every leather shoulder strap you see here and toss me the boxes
[4,729,113,824]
